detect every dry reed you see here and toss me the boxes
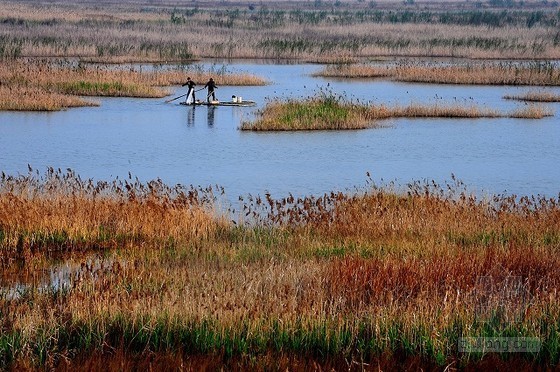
[315,62,560,86]
[0,168,223,259]
[240,94,551,131]
[1,171,559,369]
[0,86,98,111]
[1,2,560,62]
[510,104,555,118]
[504,90,560,102]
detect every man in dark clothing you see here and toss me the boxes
[204,78,218,102]
[182,77,196,104]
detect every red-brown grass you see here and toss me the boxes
[1,172,559,369]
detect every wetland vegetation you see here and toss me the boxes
[504,90,560,102]
[1,170,560,369]
[2,0,560,369]
[314,61,560,86]
[1,1,560,62]
[240,92,552,131]
[2,0,560,110]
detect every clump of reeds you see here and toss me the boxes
[314,63,391,78]
[384,103,502,118]
[240,93,378,131]
[0,86,98,111]
[0,167,224,261]
[504,90,560,102]
[314,62,560,86]
[510,104,554,118]
[240,92,550,131]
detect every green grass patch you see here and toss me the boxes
[240,93,374,131]
[32,315,552,366]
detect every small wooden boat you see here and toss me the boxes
[180,99,256,107]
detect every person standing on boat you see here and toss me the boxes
[204,78,218,102]
[182,77,196,105]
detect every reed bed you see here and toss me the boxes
[240,95,379,131]
[0,168,223,261]
[1,171,559,369]
[315,61,560,86]
[1,2,560,62]
[0,60,266,111]
[0,86,98,111]
[504,90,560,102]
[510,104,555,118]
[240,94,551,131]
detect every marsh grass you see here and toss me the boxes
[510,104,555,118]
[0,171,559,368]
[240,94,376,131]
[2,3,560,62]
[240,93,551,131]
[315,62,560,86]
[0,86,98,111]
[1,171,560,369]
[0,168,223,259]
[0,60,267,111]
[504,90,560,102]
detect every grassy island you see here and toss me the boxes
[314,62,560,86]
[504,90,560,103]
[240,94,552,131]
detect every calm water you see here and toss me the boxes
[1,61,559,200]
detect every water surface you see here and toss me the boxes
[1,61,559,199]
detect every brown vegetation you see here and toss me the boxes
[0,86,98,111]
[1,2,560,62]
[240,94,552,131]
[504,90,560,102]
[315,62,560,86]
[1,170,559,369]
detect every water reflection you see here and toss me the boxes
[0,256,125,300]
[187,106,195,127]
[185,105,217,127]
[207,106,216,127]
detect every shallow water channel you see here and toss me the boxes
[1,60,560,293]
[1,60,559,199]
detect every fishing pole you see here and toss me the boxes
[165,93,187,103]
[165,88,204,103]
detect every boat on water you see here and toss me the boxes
[180,97,256,107]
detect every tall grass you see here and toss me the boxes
[1,2,560,61]
[240,94,378,131]
[504,90,560,102]
[0,86,98,111]
[1,171,559,368]
[0,168,222,259]
[316,61,560,86]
